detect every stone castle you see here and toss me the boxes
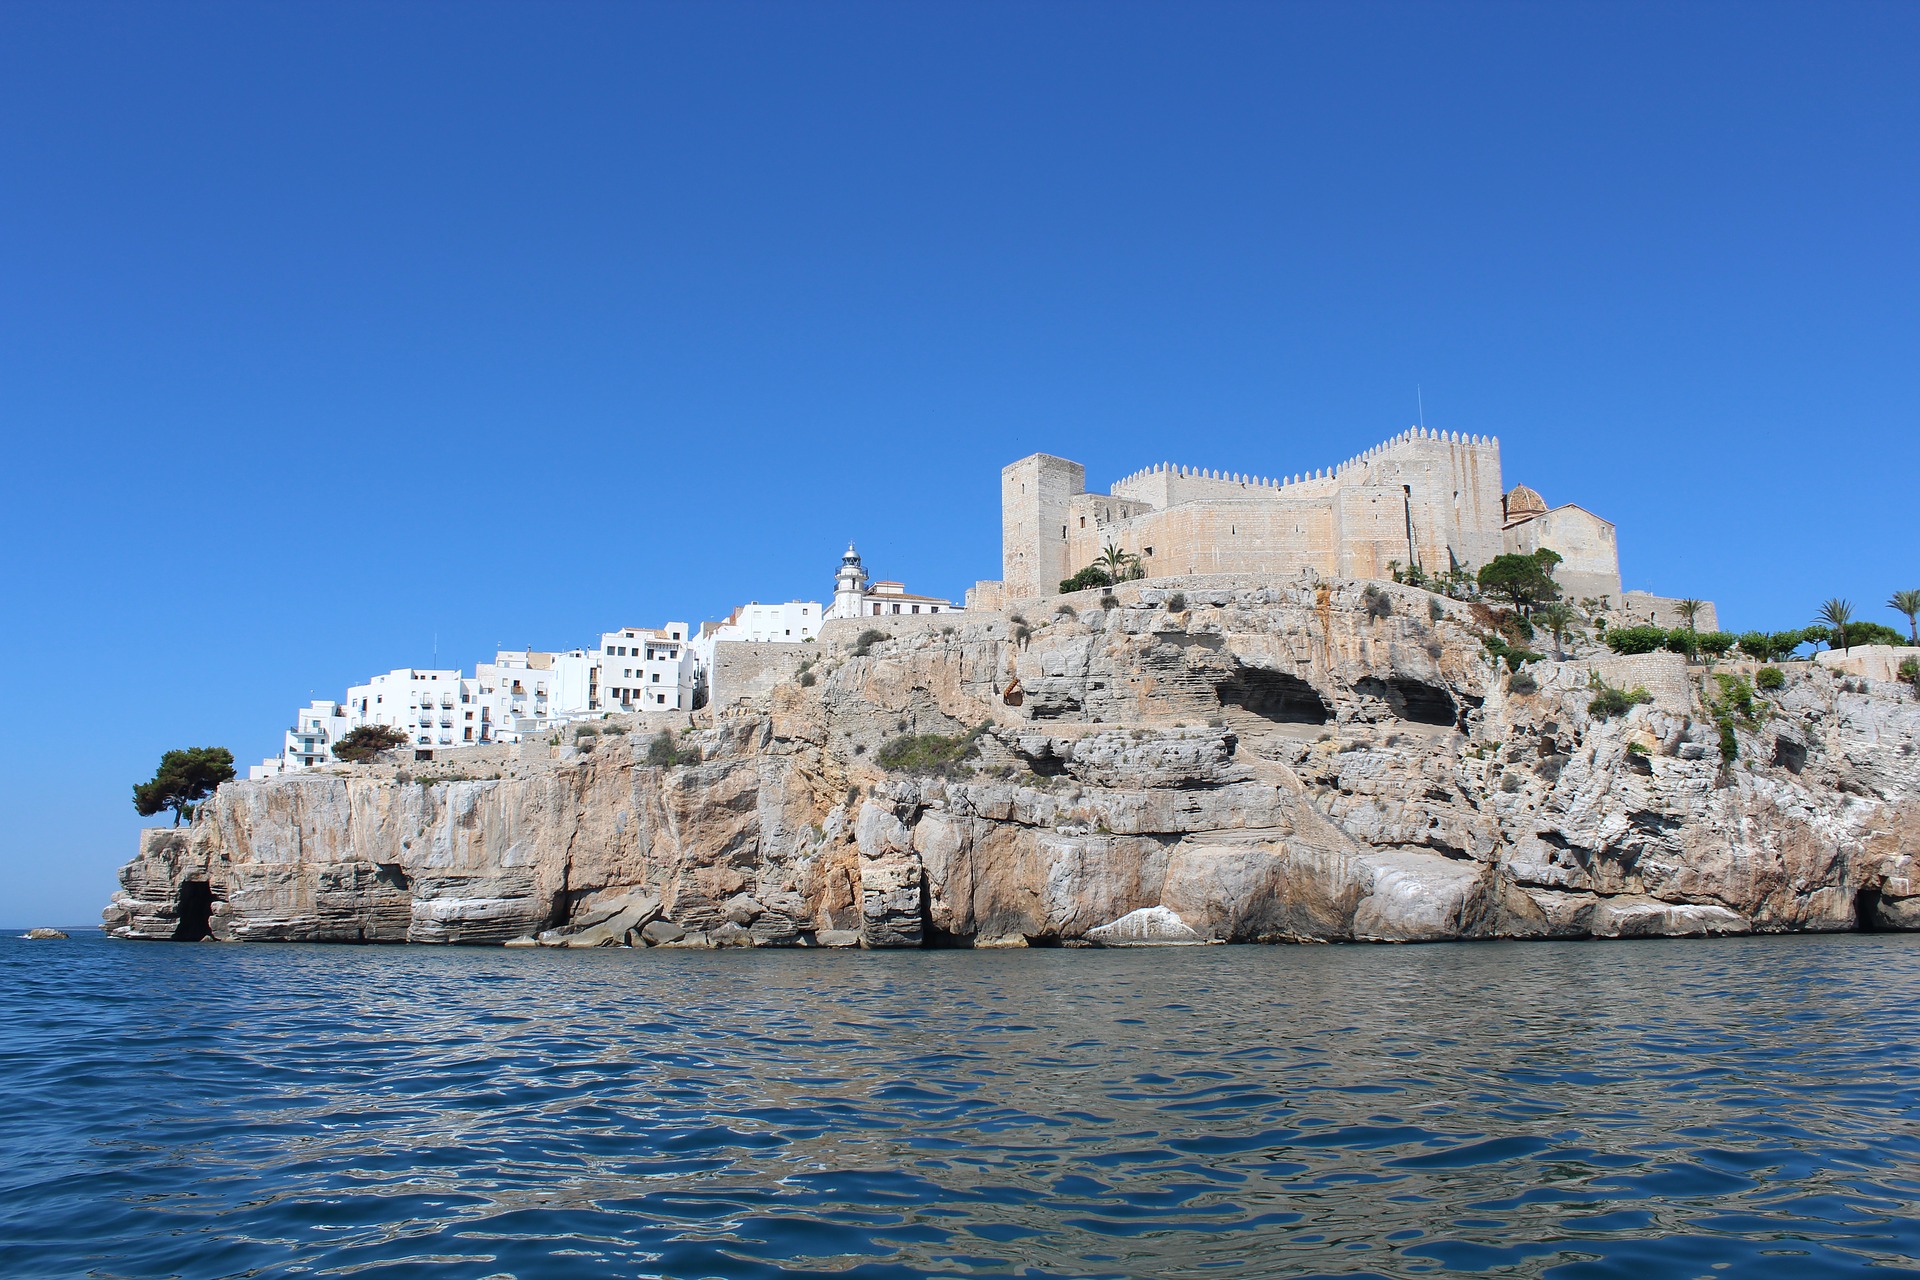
[997,427,1622,603]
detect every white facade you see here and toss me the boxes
[690,600,821,687]
[248,623,694,778]
[598,623,696,712]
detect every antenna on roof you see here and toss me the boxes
[1417,384,1425,432]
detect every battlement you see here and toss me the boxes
[1108,428,1500,508]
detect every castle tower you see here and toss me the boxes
[1002,454,1086,598]
[829,543,869,620]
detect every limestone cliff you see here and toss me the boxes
[105,579,1920,947]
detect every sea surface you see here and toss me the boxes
[4,932,1919,1279]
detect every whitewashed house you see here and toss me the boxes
[597,624,696,711]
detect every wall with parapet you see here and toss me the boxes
[1026,428,1514,591]
[710,642,813,710]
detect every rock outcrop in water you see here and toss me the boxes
[104,578,1920,946]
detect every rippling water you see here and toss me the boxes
[4,932,1920,1278]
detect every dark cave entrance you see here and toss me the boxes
[1216,669,1330,724]
[173,880,212,942]
[1854,887,1885,933]
[1353,676,1459,727]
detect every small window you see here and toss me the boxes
[656,694,666,704]
[651,673,660,682]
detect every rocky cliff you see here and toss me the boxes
[105,578,1920,947]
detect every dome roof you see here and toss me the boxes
[1503,484,1548,522]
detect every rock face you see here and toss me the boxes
[23,928,69,940]
[104,578,1920,947]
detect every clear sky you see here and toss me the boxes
[2,1,1915,928]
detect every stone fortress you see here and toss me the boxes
[995,427,1626,606]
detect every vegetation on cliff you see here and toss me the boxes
[332,724,409,763]
[132,747,235,826]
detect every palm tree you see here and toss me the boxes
[1536,602,1575,659]
[1096,541,1143,582]
[1817,598,1855,654]
[1675,599,1705,633]
[1890,589,1920,646]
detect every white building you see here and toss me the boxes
[597,623,696,711]
[690,600,821,686]
[826,543,960,619]
[247,627,689,778]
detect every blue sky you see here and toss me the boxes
[2,1,1915,927]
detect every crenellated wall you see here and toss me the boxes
[1015,428,1521,593]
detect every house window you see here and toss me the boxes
[892,604,901,614]
[1080,516,1086,528]
[656,694,666,704]
[872,604,880,615]
[651,673,660,682]
[911,605,920,614]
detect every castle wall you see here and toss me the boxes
[708,642,812,710]
[1340,433,1505,576]
[1102,498,1339,579]
[1002,454,1085,598]
[1004,429,1577,597]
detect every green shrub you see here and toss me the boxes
[1697,631,1736,659]
[1605,625,1668,655]
[604,725,628,736]
[851,628,888,657]
[1059,566,1114,594]
[1056,603,1077,618]
[1587,673,1653,719]
[1508,670,1538,695]
[1756,666,1786,691]
[332,724,409,763]
[1662,629,1700,660]
[1484,636,1543,673]
[798,670,817,688]
[1363,584,1393,620]
[1712,672,1757,722]
[646,731,698,768]
[1625,741,1650,757]
[1429,597,1446,622]
[873,723,987,776]
[574,724,599,739]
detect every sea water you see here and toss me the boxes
[3,931,1918,1278]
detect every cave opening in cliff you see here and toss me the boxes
[1216,669,1330,724]
[1353,676,1458,727]
[1854,888,1885,932]
[172,880,212,942]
